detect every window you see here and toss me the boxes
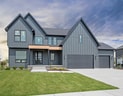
[53,37,57,45]
[48,37,57,45]
[21,31,26,41]
[15,30,20,41]
[51,53,55,60]
[48,37,52,45]
[79,35,82,43]
[14,30,26,42]
[15,51,27,63]
[35,37,43,44]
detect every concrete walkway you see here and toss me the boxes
[37,69,123,96]
[31,66,47,72]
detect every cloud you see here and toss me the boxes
[0,0,123,59]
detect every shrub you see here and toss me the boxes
[5,67,10,70]
[13,67,17,70]
[19,67,24,70]
[0,60,7,70]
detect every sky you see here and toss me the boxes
[0,0,123,59]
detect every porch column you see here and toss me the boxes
[48,50,50,65]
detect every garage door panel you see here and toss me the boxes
[67,55,94,68]
[99,55,110,68]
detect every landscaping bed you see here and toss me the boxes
[47,66,69,71]
[0,70,117,96]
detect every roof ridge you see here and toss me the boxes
[24,13,46,35]
[5,13,34,32]
[60,17,100,46]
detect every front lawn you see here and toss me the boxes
[0,70,117,96]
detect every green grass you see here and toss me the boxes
[0,70,117,96]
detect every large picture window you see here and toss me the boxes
[14,30,26,42]
[35,37,43,44]
[15,51,27,63]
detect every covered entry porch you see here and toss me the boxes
[28,45,62,65]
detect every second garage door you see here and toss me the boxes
[99,55,110,68]
[67,55,94,68]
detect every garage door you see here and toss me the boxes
[99,55,110,68]
[67,55,94,68]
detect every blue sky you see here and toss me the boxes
[0,0,123,59]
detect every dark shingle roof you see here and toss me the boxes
[5,14,34,33]
[117,45,123,49]
[43,28,69,36]
[98,42,114,50]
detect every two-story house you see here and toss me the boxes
[5,13,114,68]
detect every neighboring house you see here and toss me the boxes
[5,13,114,68]
[116,45,123,65]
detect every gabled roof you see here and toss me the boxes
[24,13,46,35]
[60,18,100,46]
[43,28,69,36]
[117,45,123,49]
[98,42,114,50]
[5,14,34,32]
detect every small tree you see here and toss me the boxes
[0,60,7,70]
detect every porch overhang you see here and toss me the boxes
[28,45,62,50]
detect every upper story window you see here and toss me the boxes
[48,37,57,45]
[35,36,43,44]
[79,35,82,43]
[14,30,26,42]
[48,37,52,45]
[53,37,57,45]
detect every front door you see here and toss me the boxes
[34,51,43,64]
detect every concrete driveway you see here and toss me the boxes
[39,69,123,96]
[70,68,123,96]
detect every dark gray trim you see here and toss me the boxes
[24,13,46,35]
[43,28,69,36]
[60,18,100,46]
[5,14,34,34]
[98,42,114,50]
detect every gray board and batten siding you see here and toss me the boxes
[5,13,114,68]
[62,19,99,68]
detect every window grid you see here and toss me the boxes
[48,37,57,45]
[14,30,26,42]
[15,51,27,63]
[35,36,43,44]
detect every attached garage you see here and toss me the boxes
[99,55,110,68]
[67,55,94,68]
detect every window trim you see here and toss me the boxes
[48,37,52,45]
[14,30,26,42]
[79,35,82,43]
[50,52,55,61]
[35,36,43,45]
[53,37,57,45]
[48,37,57,45]
[15,51,27,63]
